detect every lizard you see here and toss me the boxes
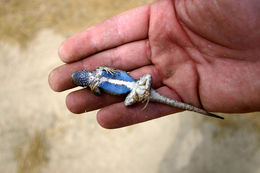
[71,66,224,119]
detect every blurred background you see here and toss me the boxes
[0,0,260,173]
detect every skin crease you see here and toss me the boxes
[48,0,260,128]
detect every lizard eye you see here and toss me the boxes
[71,71,89,87]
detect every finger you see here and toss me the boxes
[66,89,122,114]
[59,4,150,63]
[49,40,152,92]
[65,65,163,113]
[97,86,183,129]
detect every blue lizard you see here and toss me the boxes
[71,66,224,119]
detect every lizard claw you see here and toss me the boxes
[89,81,98,91]
[141,95,150,110]
[132,88,150,110]
[101,66,120,76]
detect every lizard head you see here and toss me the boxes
[71,70,90,87]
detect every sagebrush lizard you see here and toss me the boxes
[71,66,223,119]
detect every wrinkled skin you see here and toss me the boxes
[49,0,260,128]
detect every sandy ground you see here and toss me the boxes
[0,1,260,173]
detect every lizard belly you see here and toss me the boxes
[99,71,136,95]
[99,81,131,95]
[102,71,135,82]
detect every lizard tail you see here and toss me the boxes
[149,89,224,119]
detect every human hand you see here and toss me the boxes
[49,0,260,128]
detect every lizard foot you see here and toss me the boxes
[101,66,120,76]
[124,74,152,108]
[89,81,98,91]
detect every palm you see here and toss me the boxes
[149,0,260,112]
[49,0,260,128]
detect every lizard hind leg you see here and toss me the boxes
[124,74,153,108]
[136,74,152,100]
[137,74,152,87]
[136,74,152,110]
[124,90,138,106]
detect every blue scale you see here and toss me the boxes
[99,71,135,95]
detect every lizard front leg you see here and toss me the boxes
[98,66,120,76]
[89,81,101,96]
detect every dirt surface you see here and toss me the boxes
[0,0,260,173]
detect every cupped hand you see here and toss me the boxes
[49,0,260,128]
